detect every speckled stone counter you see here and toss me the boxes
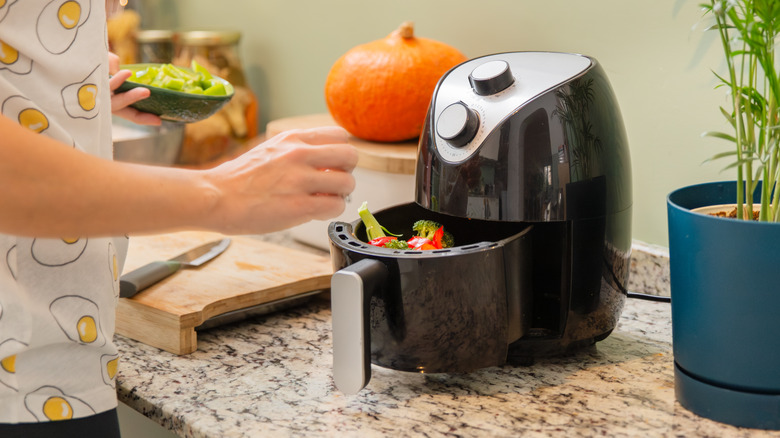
[115,237,779,438]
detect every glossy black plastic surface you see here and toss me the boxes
[415,52,632,359]
[328,203,532,373]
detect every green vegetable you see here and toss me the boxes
[383,239,410,250]
[412,220,455,248]
[439,230,455,249]
[411,220,440,240]
[204,82,227,96]
[358,202,455,250]
[191,60,213,80]
[162,76,184,91]
[358,202,386,241]
[125,61,228,96]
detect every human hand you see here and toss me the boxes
[201,126,359,235]
[108,52,162,126]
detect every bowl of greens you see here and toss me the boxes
[116,62,234,123]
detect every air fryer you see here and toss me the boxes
[329,51,632,394]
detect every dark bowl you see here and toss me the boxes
[116,63,234,123]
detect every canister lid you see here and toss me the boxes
[176,30,241,46]
[136,29,174,43]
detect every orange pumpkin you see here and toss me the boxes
[325,22,467,143]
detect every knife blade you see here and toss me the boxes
[119,238,231,298]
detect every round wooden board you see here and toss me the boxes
[265,113,419,175]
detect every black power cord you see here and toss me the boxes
[626,291,671,303]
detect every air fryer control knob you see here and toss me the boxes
[468,60,514,96]
[436,102,479,148]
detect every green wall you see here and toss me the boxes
[136,0,732,247]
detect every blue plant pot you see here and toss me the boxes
[667,181,780,430]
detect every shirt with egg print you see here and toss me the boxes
[0,0,128,423]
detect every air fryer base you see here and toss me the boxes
[504,268,627,363]
[505,329,613,366]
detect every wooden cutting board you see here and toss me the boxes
[265,113,419,175]
[115,231,333,355]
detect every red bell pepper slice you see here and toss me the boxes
[368,236,397,247]
[431,226,444,249]
[407,236,427,248]
[407,236,438,250]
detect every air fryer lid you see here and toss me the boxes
[430,52,592,165]
[415,51,632,223]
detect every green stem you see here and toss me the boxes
[761,96,776,221]
[720,5,749,218]
[773,165,780,221]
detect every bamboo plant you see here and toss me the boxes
[702,0,780,221]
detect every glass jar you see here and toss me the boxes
[172,30,259,165]
[136,29,175,64]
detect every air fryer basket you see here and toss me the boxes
[328,202,533,377]
[335,201,530,251]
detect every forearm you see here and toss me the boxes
[0,115,218,238]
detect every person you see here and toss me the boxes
[0,1,358,436]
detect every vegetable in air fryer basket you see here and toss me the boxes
[358,201,388,241]
[358,202,454,250]
[411,220,454,249]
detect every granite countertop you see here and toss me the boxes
[115,236,780,438]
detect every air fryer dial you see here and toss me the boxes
[468,60,514,96]
[435,102,480,147]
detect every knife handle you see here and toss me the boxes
[119,261,181,298]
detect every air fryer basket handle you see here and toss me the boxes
[331,258,387,394]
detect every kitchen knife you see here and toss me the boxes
[119,238,231,298]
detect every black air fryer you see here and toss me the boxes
[328,52,632,394]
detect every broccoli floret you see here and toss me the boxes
[383,239,410,250]
[412,220,442,241]
[412,219,455,248]
[440,231,455,249]
[358,202,386,241]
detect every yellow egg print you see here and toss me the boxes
[24,386,95,421]
[1,355,14,373]
[58,1,80,29]
[30,237,87,267]
[43,396,73,420]
[77,84,97,110]
[36,0,91,55]
[0,40,17,63]
[100,353,119,386]
[61,65,100,119]
[50,295,105,346]
[0,38,33,75]
[0,338,27,391]
[1,95,48,133]
[0,0,18,24]
[76,315,97,343]
[18,108,49,133]
[1,96,75,146]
